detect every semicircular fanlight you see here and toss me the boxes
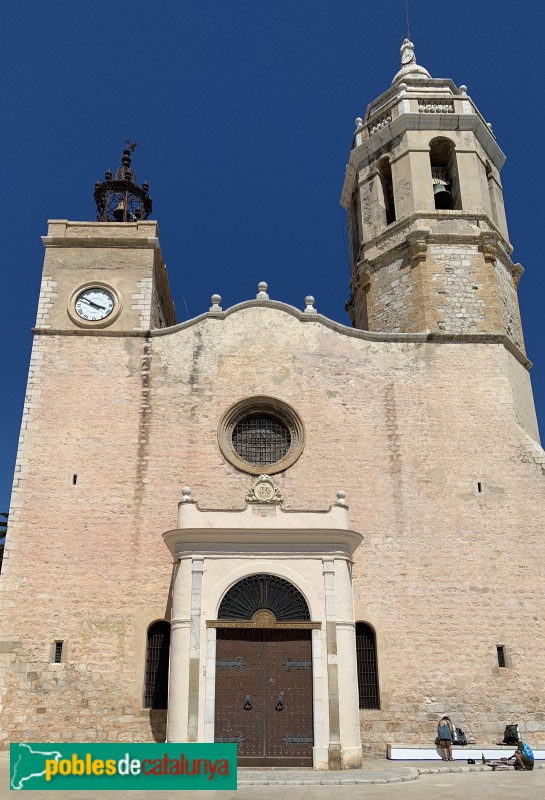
[218,574,310,621]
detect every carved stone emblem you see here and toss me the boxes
[246,475,284,504]
[252,610,277,627]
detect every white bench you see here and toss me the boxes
[387,744,545,761]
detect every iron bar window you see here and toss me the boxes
[232,414,291,466]
[144,621,171,709]
[54,641,63,663]
[356,622,380,709]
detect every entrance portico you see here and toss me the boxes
[163,477,363,770]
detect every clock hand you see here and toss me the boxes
[81,297,106,311]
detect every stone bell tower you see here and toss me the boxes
[341,39,524,352]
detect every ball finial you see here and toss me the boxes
[210,294,222,311]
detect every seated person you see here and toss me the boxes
[513,740,534,771]
[486,740,535,771]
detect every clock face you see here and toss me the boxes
[75,288,115,321]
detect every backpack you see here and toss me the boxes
[503,724,520,745]
[455,727,468,746]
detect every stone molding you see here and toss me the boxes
[207,610,321,630]
[163,530,363,560]
[359,211,513,260]
[41,236,161,250]
[31,300,532,370]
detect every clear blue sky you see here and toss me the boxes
[2,1,544,514]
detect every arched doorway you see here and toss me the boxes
[214,574,314,767]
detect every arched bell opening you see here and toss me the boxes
[378,156,396,225]
[429,137,461,211]
[485,161,499,226]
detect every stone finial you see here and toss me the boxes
[209,294,222,312]
[392,38,431,85]
[400,38,417,67]
[303,296,317,314]
[181,486,193,503]
[335,490,348,508]
[459,84,468,95]
[355,117,363,131]
[256,281,269,300]
[398,82,408,93]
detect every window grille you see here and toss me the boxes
[54,641,63,663]
[356,623,380,709]
[144,621,171,709]
[218,574,310,621]
[497,645,506,668]
[232,414,291,466]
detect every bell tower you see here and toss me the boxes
[38,147,176,333]
[341,40,524,352]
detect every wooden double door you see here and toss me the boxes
[214,629,314,766]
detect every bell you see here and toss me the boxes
[112,200,126,221]
[433,182,453,210]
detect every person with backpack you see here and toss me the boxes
[437,715,455,761]
[483,739,534,771]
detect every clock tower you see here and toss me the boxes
[38,149,175,334]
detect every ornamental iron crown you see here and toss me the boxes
[94,144,152,222]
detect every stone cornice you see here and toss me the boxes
[41,235,161,251]
[32,300,532,369]
[357,211,513,262]
[162,528,363,559]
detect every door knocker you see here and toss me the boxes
[275,693,284,711]
[243,695,252,711]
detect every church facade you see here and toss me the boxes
[1,41,544,767]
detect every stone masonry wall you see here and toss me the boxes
[428,244,486,332]
[0,306,544,756]
[495,257,524,352]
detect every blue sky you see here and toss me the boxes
[1,1,544,514]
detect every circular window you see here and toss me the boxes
[218,397,304,475]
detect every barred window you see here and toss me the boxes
[218,397,305,475]
[232,414,291,466]
[356,622,380,709]
[144,621,170,709]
